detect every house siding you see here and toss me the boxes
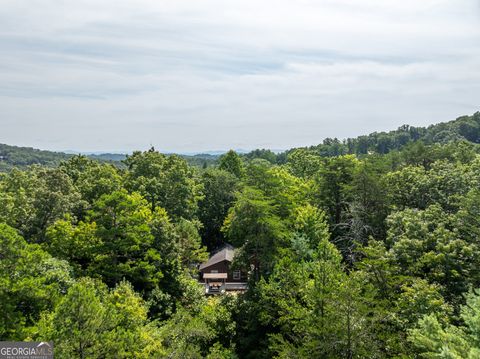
[200,260,247,282]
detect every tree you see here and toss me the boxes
[244,149,278,164]
[0,223,72,340]
[174,218,208,272]
[309,240,379,359]
[222,187,287,281]
[87,190,163,292]
[257,239,379,358]
[218,150,244,178]
[313,155,358,254]
[45,189,207,320]
[245,164,309,220]
[38,278,165,358]
[286,148,321,179]
[383,159,474,212]
[355,239,454,357]
[292,204,330,251]
[159,297,237,358]
[258,255,314,358]
[45,217,99,276]
[409,288,480,358]
[198,169,239,249]
[124,148,201,219]
[350,158,389,240]
[60,156,122,207]
[0,167,82,242]
[386,204,480,305]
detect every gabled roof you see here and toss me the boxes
[199,244,235,271]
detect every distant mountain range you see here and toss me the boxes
[1,112,478,171]
[0,144,224,171]
[63,149,254,157]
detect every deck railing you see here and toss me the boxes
[201,282,248,294]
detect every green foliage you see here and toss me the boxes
[301,112,480,157]
[396,279,452,330]
[45,218,99,275]
[222,187,288,280]
[60,155,123,207]
[313,155,359,255]
[3,112,480,358]
[0,144,71,171]
[292,204,330,258]
[38,278,165,358]
[384,159,477,211]
[356,240,454,356]
[159,297,237,358]
[44,189,209,320]
[245,163,309,220]
[0,167,82,242]
[87,190,163,291]
[124,148,201,219]
[409,288,480,358]
[0,223,72,340]
[350,158,389,239]
[286,148,321,179]
[258,239,380,358]
[386,204,480,304]
[174,218,209,271]
[198,169,239,249]
[218,150,245,178]
[244,149,279,164]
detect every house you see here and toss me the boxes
[199,244,248,294]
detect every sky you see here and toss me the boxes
[0,0,479,153]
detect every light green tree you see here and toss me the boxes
[124,148,201,219]
[286,148,321,179]
[409,289,480,358]
[0,167,82,242]
[159,297,237,358]
[60,156,123,207]
[0,223,72,340]
[39,278,165,358]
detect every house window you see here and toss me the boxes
[210,270,218,273]
[233,270,241,280]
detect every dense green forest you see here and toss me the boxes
[2,112,480,358]
[247,112,480,163]
[0,143,219,171]
[0,144,72,171]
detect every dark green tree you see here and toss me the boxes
[218,150,245,178]
[222,187,287,281]
[198,169,239,249]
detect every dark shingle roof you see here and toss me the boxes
[199,244,235,271]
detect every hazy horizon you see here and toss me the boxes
[6,109,478,155]
[1,0,479,152]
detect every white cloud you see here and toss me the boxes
[0,0,478,152]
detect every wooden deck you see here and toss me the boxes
[201,282,248,295]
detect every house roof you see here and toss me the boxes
[199,244,235,271]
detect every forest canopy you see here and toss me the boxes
[1,112,480,358]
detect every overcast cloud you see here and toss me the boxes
[0,0,479,152]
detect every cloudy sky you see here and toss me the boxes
[0,0,479,153]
